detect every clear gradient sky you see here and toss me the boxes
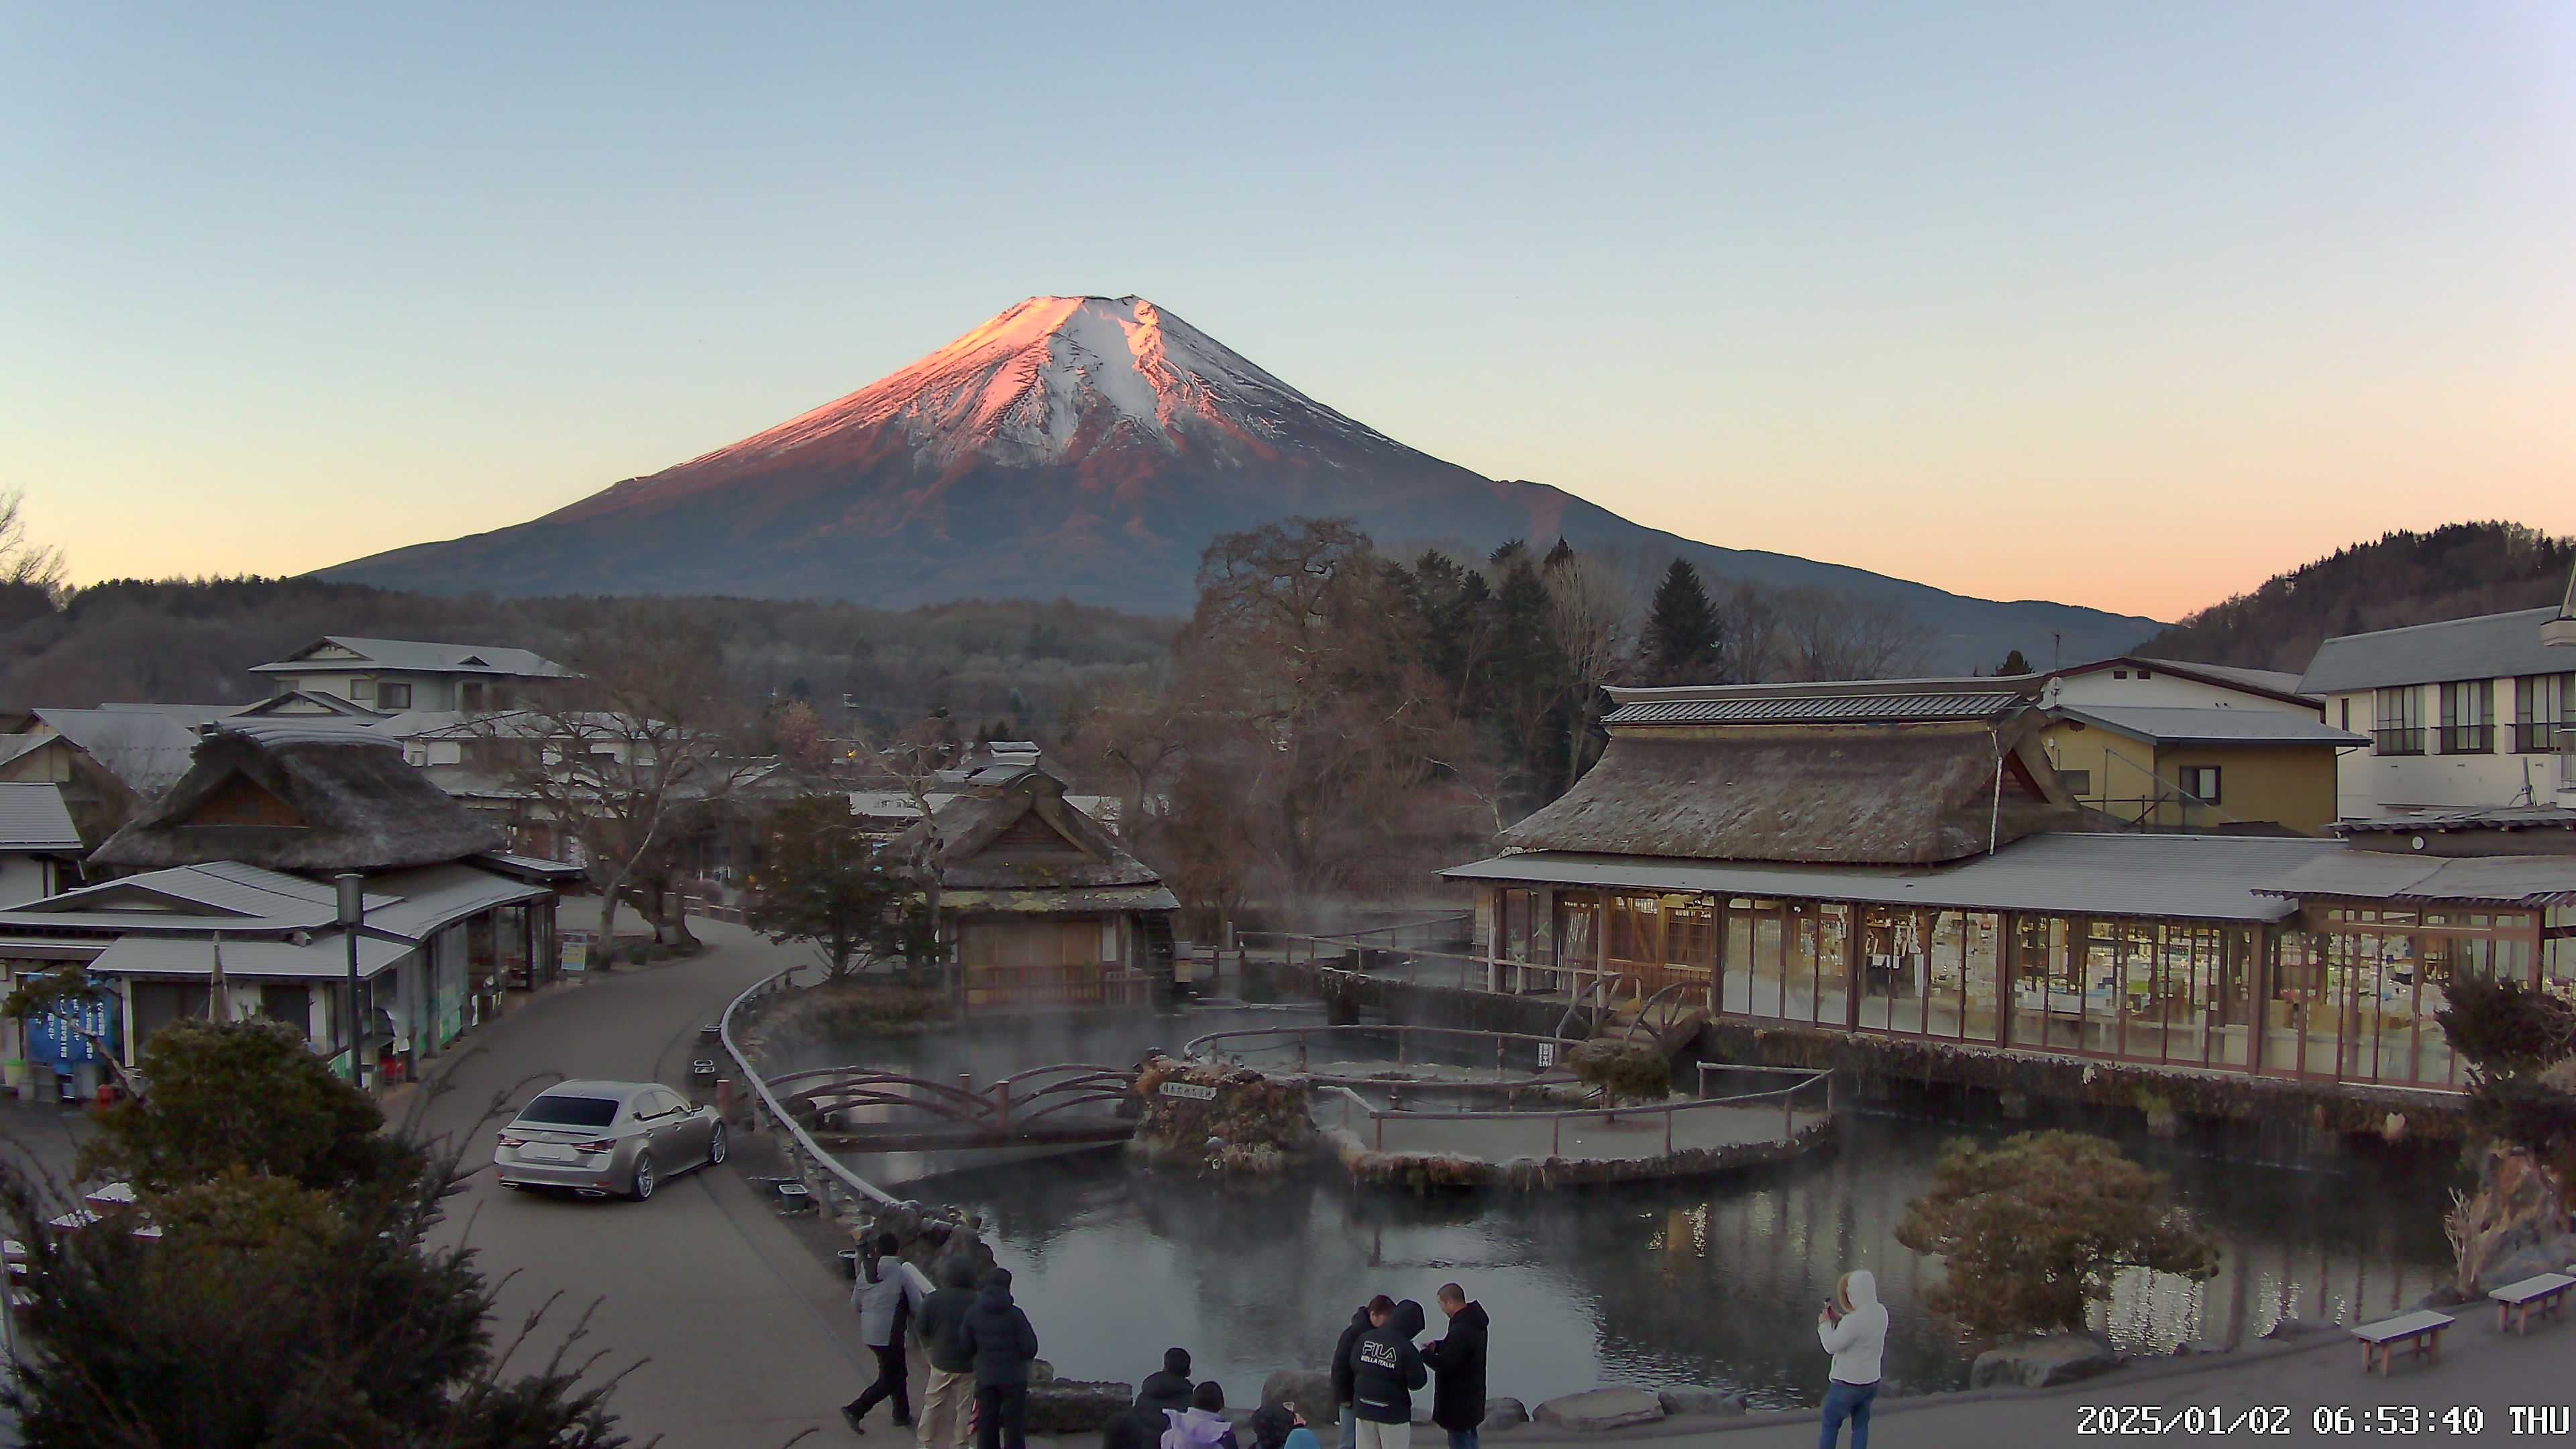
[6,3,2572,620]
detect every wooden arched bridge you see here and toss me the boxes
[765,1063,1144,1152]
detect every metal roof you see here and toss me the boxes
[2336,806,2576,835]
[2127,657,2314,700]
[86,930,412,981]
[1606,692,2026,727]
[1442,833,2351,922]
[0,784,80,853]
[2254,851,2576,908]
[28,708,200,798]
[2050,706,2367,747]
[0,863,392,934]
[2300,607,2575,694]
[251,636,568,678]
[211,717,402,749]
[358,863,551,941]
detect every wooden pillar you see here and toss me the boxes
[1997,911,2018,1048]
[1707,892,1725,1018]
[1841,903,1863,1032]
[2250,924,2275,1077]
[1483,888,1500,995]
[1593,890,1609,1007]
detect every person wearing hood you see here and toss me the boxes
[1344,1295,1427,1449]
[1815,1270,1887,1449]
[957,1267,1040,1449]
[1419,1284,1489,1449]
[843,1234,922,1435]
[914,1256,983,1449]
[1328,1304,1373,1449]
[1160,1380,1242,1449]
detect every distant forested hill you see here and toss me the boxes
[0,576,1173,732]
[2142,523,2575,673]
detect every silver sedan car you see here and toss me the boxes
[494,1080,727,1201]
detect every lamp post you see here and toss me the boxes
[336,873,367,1091]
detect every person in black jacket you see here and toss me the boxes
[1419,1284,1489,1449]
[1104,1348,1197,1449]
[1328,1305,1373,1449]
[955,1268,1040,1449]
[914,1257,983,1449]
[1344,1295,1427,1449]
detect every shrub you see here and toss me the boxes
[1565,1040,1672,1104]
[1895,1130,2217,1340]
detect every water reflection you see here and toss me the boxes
[923,1114,2455,1409]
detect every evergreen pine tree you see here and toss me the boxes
[1996,647,2033,676]
[1642,558,1720,684]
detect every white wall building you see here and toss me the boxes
[2043,655,2323,718]
[251,636,568,714]
[2300,572,2576,821]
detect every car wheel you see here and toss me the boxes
[630,1152,655,1201]
[706,1122,729,1167]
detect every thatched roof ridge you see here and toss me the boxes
[91,730,504,873]
[1499,717,2078,867]
[895,767,1163,893]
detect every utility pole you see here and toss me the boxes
[336,873,368,1090]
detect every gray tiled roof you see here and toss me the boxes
[0,784,80,851]
[2127,657,2316,702]
[1444,833,2349,922]
[1606,691,2025,727]
[251,636,568,678]
[2335,805,2576,835]
[2052,706,2367,746]
[2300,607,2575,694]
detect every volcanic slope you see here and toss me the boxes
[326,295,2157,667]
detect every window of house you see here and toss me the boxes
[347,679,374,702]
[2111,669,2128,680]
[2514,672,2574,753]
[460,682,488,711]
[2438,680,2491,755]
[2373,686,2425,755]
[2178,765,2221,804]
[2058,768,2094,796]
[2339,698,2350,731]
[376,681,413,710]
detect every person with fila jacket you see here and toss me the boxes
[1343,1296,1427,1449]
[1815,1269,1888,1449]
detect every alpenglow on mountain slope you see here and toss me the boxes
[325,294,2157,669]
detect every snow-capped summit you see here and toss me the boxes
[686,295,1403,478]
[323,294,2161,667]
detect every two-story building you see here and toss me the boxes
[250,636,568,714]
[2299,568,2576,824]
[2035,657,2362,835]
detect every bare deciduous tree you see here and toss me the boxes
[0,487,69,604]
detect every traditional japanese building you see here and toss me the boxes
[894,765,1176,1010]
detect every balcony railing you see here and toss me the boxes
[2373,727,2426,757]
[2438,724,2493,755]
[2517,720,2571,754]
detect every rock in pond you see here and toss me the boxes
[1533,1387,1666,1432]
[1025,1381,1132,1435]
[1654,1385,1746,1417]
[1262,1370,1337,1416]
[1483,1397,1529,1428]
[1969,1334,2120,1389]
[2261,1317,2344,1340]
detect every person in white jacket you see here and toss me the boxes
[1814,1269,1886,1449]
[844,1233,924,1434]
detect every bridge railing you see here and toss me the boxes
[1320,1061,1835,1158]
[1184,1022,1587,1084]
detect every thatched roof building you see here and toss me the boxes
[90,724,505,873]
[1501,682,2078,867]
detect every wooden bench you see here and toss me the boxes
[2353,1309,2455,1375]
[2489,1272,2576,1336]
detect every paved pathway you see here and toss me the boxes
[409,922,883,1449]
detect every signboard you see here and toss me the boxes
[1158,1081,1218,1101]
[26,991,116,1072]
[561,931,591,973]
[1536,1042,1556,1068]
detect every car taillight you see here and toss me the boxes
[497,1133,526,1148]
[574,1139,616,1154]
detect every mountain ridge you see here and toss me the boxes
[324,294,2159,669]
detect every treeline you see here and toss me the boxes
[1061,518,1927,929]
[2143,522,2576,672]
[0,576,1172,729]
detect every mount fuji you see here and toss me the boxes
[324,295,2157,667]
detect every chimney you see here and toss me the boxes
[2545,558,2576,649]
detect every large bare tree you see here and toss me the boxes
[476,621,761,959]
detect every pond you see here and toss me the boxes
[795,1008,2461,1409]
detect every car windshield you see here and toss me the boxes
[516,1093,621,1128]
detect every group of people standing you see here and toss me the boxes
[844,1236,1042,1449]
[1330,1284,1490,1449]
[846,1244,1882,1449]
